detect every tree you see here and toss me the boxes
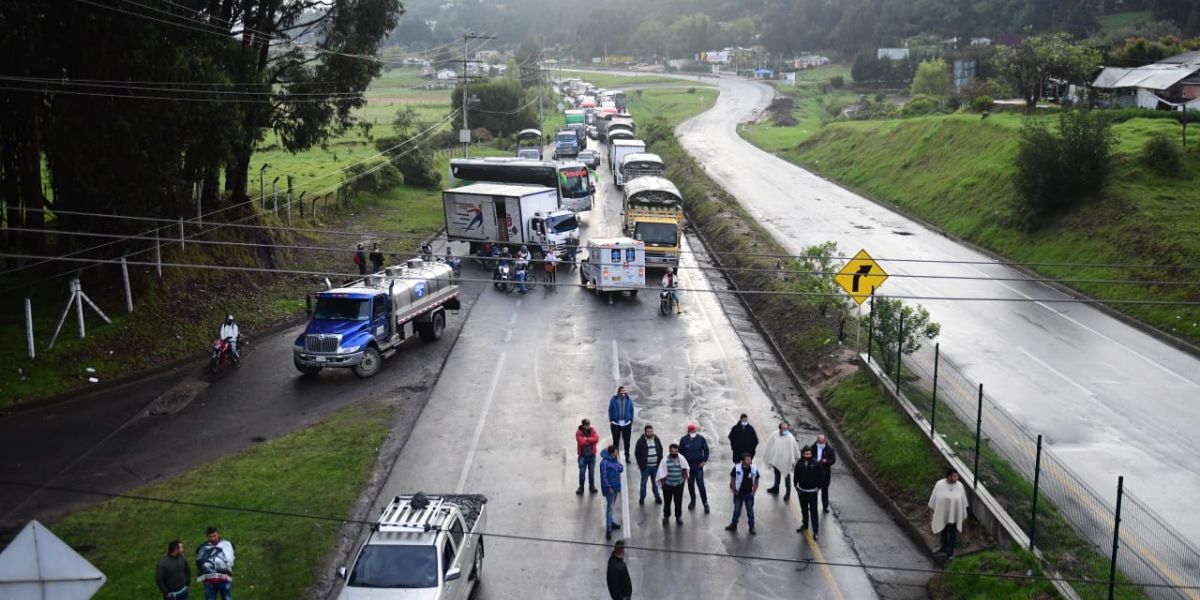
[514,37,543,88]
[870,298,941,367]
[1014,110,1114,226]
[994,34,1102,109]
[911,59,953,100]
[453,79,538,138]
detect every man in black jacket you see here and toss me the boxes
[634,424,664,505]
[606,540,632,600]
[812,434,837,513]
[728,413,759,464]
[793,446,823,541]
[155,540,191,599]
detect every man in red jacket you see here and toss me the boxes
[576,418,600,495]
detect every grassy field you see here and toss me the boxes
[746,110,1200,347]
[54,401,394,600]
[742,65,860,149]
[932,550,1058,599]
[626,86,717,126]
[1097,10,1154,32]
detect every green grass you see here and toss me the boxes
[626,86,718,126]
[54,401,394,600]
[932,550,1058,599]
[752,113,1200,346]
[743,66,860,148]
[1098,10,1153,32]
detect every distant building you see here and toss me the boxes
[1092,51,1200,109]
[793,55,830,69]
[436,68,457,80]
[700,50,731,64]
[877,48,910,61]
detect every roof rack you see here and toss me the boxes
[377,493,452,533]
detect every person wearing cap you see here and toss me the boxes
[678,423,711,513]
[369,243,384,273]
[353,243,367,275]
[728,413,759,464]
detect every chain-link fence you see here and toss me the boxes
[867,323,1200,600]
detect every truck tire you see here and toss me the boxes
[294,358,322,376]
[417,311,445,342]
[472,545,484,582]
[352,346,382,378]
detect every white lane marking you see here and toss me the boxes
[1016,346,1095,399]
[503,303,519,342]
[612,339,620,382]
[611,337,632,539]
[961,263,1198,388]
[456,352,507,493]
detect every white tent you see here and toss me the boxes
[0,521,105,600]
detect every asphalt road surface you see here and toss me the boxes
[340,139,934,599]
[674,75,1200,543]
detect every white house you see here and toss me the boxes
[436,68,457,81]
[877,48,910,60]
[1092,51,1200,109]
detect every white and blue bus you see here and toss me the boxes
[449,157,594,212]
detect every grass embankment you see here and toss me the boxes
[742,66,861,149]
[55,401,394,599]
[755,112,1200,347]
[0,67,477,406]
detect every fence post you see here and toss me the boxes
[973,383,983,489]
[154,230,163,278]
[120,256,133,313]
[25,295,35,359]
[73,279,85,339]
[866,288,875,363]
[1030,434,1043,550]
[286,175,294,226]
[1108,475,1124,600]
[894,309,905,390]
[178,218,185,250]
[299,192,307,218]
[930,343,939,436]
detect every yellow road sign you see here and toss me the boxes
[835,249,888,305]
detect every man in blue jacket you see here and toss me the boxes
[608,386,635,464]
[600,445,625,540]
[678,424,711,513]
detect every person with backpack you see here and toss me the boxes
[353,243,367,275]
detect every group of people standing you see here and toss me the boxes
[154,527,234,600]
[576,386,838,542]
[353,242,385,275]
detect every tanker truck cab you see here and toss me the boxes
[294,260,460,378]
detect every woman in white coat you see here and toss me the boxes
[928,467,969,559]
[764,421,802,501]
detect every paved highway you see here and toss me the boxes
[674,75,1200,544]
[343,139,933,599]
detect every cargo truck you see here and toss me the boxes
[579,237,646,302]
[553,129,579,159]
[622,176,683,267]
[293,260,460,378]
[608,139,646,187]
[443,183,580,255]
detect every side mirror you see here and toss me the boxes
[445,567,462,582]
[336,566,348,580]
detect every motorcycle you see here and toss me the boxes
[210,336,242,373]
[659,288,678,316]
[493,263,514,292]
[439,254,462,277]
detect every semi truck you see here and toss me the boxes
[336,493,487,600]
[293,260,460,378]
[622,176,683,267]
[443,183,580,255]
[553,129,580,159]
[618,152,665,183]
[449,157,593,213]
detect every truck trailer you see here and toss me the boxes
[443,183,580,255]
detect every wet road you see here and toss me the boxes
[344,139,936,599]
[673,76,1200,543]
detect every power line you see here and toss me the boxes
[4,253,1200,307]
[0,478,1191,592]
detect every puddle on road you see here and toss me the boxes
[892,230,915,236]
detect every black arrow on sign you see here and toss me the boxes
[852,264,872,292]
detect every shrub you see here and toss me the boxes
[686,87,697,94]
[1142,134,1183,176]
[1014,110,1114,226]
[829,76,845,89]
[970,95,993,112]
[900,94,940,117]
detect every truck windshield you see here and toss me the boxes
[635,222,678,246]
[556,133,575,144]
[558,168,592,199]
[545,213,579,233]
[347,545,438,588]
[313,297,370,321]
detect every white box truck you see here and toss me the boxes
[443,183,580,255]
[579,237,646,303]
[609,139,646,188]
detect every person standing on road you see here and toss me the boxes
[600,445,625,540]
[812,434,837,513]
[929,468,969,559]
[725,453,760,534]
[678,423,711,513]
[656,443,690,525]
[576,419,600,495]
[354,243,367,275]
[156,540,191,599]
[608,387,635,463]
[634,424,663,505]
[606,540,632,600]
[765,421,801,501]
[544,248,558,292]
[195,527,234,600]
[566,235,579,270]
[794,445,822,541]
[369,243,384,273]
[728,413,759,464]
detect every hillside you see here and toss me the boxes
[773,113,1200,346]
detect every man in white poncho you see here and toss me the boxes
[764,421,802,501]
[928,467,969,559]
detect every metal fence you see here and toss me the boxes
[867,323,1200,600]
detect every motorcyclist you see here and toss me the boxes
[420,241,434,261]
[444,246,461,272]
[515,245,532,271]
[219,315,241,364]
[661,268,681,315]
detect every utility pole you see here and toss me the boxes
[462,32,497,158]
